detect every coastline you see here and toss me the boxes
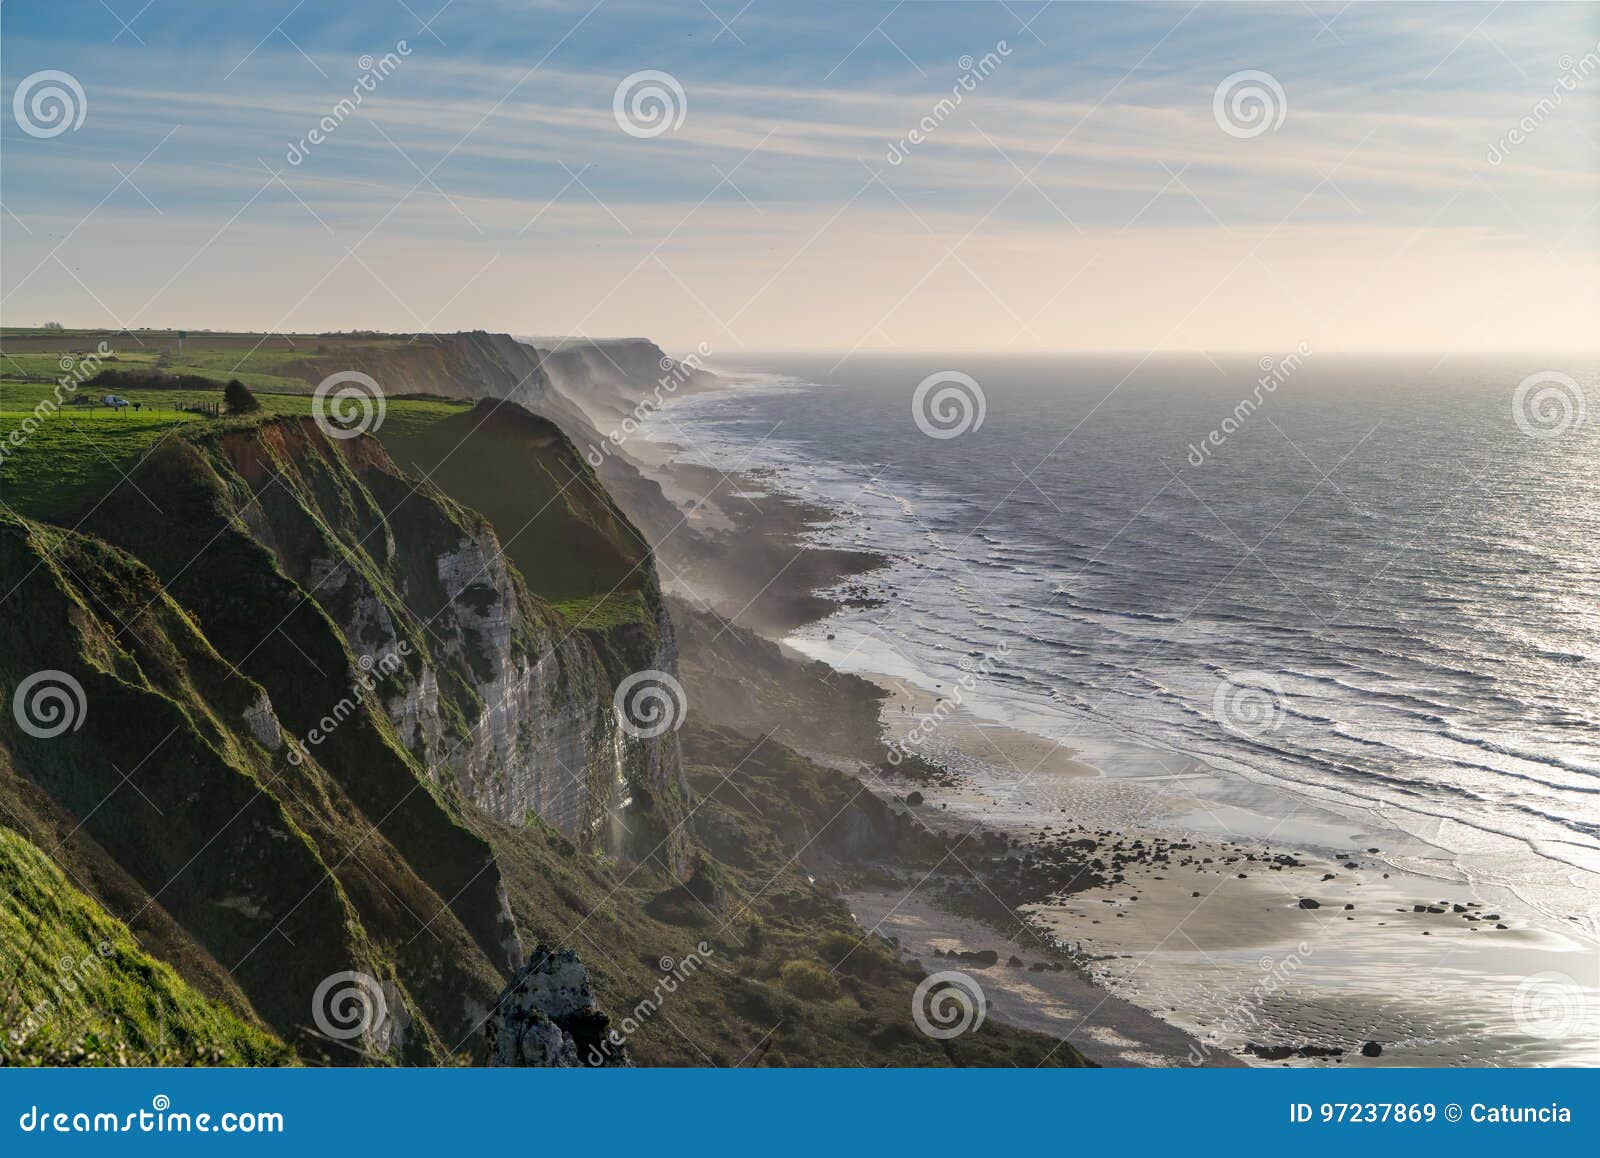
[653,455,890,637]
[627,362,1598,1068]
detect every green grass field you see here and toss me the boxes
[0,372,472,521]
[2,328,490,519]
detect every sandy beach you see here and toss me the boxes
[850,666,1582,1065]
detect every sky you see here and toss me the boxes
[2,0,1597,354]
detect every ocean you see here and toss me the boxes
[645,351,1600,1063]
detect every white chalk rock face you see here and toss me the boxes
[236,432,684,864]
[421,535,612,835]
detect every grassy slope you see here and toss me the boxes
[375,399,649,608]
[0,826,290,1066]
[0,492,512,1063]
[0,511,392,1057]
[68,423,526,1045]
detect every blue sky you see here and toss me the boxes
[3,1,1597,351]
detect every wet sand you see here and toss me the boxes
[879,678,1103,787]
[847,887,1243,1067]
[855,667,1583,1066]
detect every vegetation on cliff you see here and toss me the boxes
[0,828,289,1066]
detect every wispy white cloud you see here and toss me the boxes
[2,0,1595,350]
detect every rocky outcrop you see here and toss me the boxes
[387,547,613,837]
[485,948,630,1066]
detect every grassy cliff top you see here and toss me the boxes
[1,363,653,625]
[0,376,471,520]
[1,329,435,392]
[376,398,654,609]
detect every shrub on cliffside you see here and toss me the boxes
[816,929,895,980]
[779,959,842,1001]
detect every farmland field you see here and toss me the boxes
[0,328,423,391]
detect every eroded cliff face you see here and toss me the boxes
[89,416,686,872]
[390,530,613,836]
[0,389,695,1065]
[0,510,488,1063]
[0,391,689,1066]
[372,399,691,874]
[280,331,555,407]
[216,420,622,843]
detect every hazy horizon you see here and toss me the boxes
[4,1,1598,354]
[11,329,1598,360]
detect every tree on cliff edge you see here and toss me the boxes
[224,379,261,414]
